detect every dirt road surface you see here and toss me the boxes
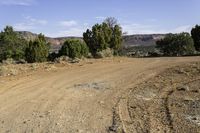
[0,57,200,133]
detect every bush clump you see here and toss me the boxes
[59,39,89,59]
[156,33,195,56]
[0,26,28,61]
[96,48,114,58]
[25,34,50,63]
[83,17,122,57]
[191,25,200,51]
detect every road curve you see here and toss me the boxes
[0,57,199,133]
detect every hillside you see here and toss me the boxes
[122,34,165,47]
[17,31,82,52]
[17,31,166,52]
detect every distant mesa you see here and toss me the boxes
[17,31,166,52]
[122,34,165,48]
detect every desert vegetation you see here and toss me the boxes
[59,39,89,59]
[0,17,123,63]
[0,26,28,61]
[155,26,200,56]
[25,34,50,63]
[191,25,200,51]
[125,26,200,58]
[0,17,200,64]
[156,33,195,56]
[83,17,122,57]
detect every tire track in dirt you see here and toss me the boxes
[117,60,200,133]
[164,90,174,132]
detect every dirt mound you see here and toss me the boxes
[115,62,200,133]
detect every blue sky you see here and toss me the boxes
[0,0,199,37]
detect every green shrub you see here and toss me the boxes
[191,25,200,51]
[25,34,50,63]
[156,33,195,56]
[59,39,89,59]
[0,26,28,61]
[48,52,59,61]
[83,17,122,56]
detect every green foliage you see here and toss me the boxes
[83,17,122,56]
[123,45,158,57]
[110,25,123,51]
[48,52,59,61]
[59,39,89,59]
[191,25,200,51]
[156,33,195,56]
[0,26,28,61]
[25,34,50,63]
[83,23,110,55]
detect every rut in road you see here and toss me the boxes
[117,61,200,133]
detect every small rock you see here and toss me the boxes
[191,89,199,93]
[176,86,189,91]
[70,58,80,63]
[109,125,117,132]
[130,106,137,109]
[77,129,84,133]
[99,101,104,105]
[192,117,197,120]
[45,111,51,116]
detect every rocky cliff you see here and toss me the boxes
[17,31,166,52]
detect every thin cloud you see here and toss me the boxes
[121,21,192,35]
[171,25,192,33]
[46,21,91,37]
[14,16,47,31]
[24,16,48,25]
[14,23,35,31]
[59,20,78,27]
[121,23,157,34]
[95,16,106,20]
[47,28,83,37]
[0,0,35,6]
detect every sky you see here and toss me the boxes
[0,0,199,37]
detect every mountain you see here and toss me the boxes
[17,31,166,52]
[122,34,165,48]
[17,31,82,52]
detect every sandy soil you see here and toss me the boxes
[0,57,200,133]
[114,59,200,133]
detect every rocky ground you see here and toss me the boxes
[113,62,200,133]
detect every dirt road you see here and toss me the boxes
[0,57,199,133]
